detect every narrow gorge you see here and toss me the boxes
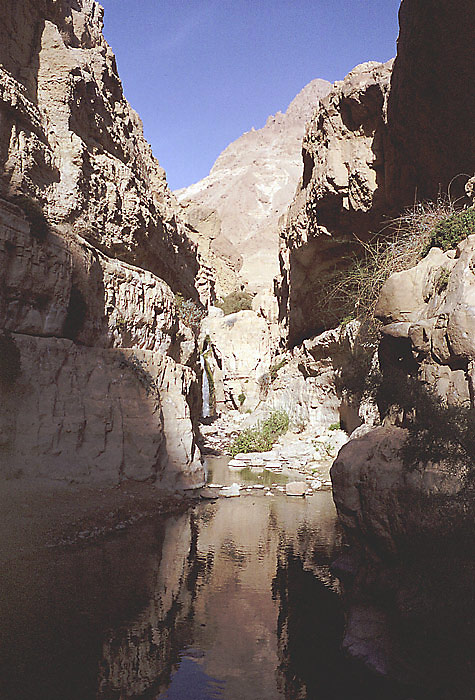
[1,1,474,699]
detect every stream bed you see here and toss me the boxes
[1,457,413,700]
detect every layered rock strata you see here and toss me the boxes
[0,0,212,301]
[176,79,331,296]
[0,0,208,488]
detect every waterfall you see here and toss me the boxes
[200,354,211,418]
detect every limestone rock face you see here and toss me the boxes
[0,0,212,302]
[376,236,475,405]
[0,0,207,489]
[0,198,204,488]
[0,337,202,487]
[331,425,464,550]
[257,322,369,433]
[279,0,475,346]
[277,61,393,345]
[201,310,273,412]
[387,0,475,206]
[176,79,331,296]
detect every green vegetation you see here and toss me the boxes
[216,290,253,315]
[238,392,246,406]
[422,208,475,255]
[368,367,475,477]
[0,331,21,385]
[317,199,473,332]
[435,268,451,294]
[175,293,206,332]
[330,200,474,402]
[229,410,289,457]
[118,353,160,405]
[329,422,340,431]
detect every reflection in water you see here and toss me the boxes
[1,458,410,699]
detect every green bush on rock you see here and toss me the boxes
[229,410,289,456]
[422,208,475,255]
[175,293,206,332]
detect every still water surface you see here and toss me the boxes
[1,457,409,699]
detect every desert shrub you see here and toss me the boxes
[229,410,289,456]
[329,422,340,431]
[12,194,50,241]
[435,268,451,294]
[63,286,88,340]
[329,199,473,399]
[318,197,469,331]
[0,331,21,384]
[238,392,246,405]
[422,208,475,255]
[366,366,475,476]
[175,293,205,332]
[216,290,253,315]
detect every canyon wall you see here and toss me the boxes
[278,0,475,346]
[0,0,211,488]
[176,79,331,297]
[268,0,475,692]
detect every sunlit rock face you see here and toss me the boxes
[329,238,475,695]
[376,236,475,407]
[278,0,475,347]
[0,0,207,488]
[176,79,331,297]
[277,60,394,346]
[201,309,273,412]
[0,0,212,300]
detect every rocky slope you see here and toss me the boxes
[0,0,211,488]
[176,79,331,296]
[278,0,475,346]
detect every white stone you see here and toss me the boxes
[219,483,241,498]
[285,481,307,496]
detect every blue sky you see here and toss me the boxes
[100,0,401,190]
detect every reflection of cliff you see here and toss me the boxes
[99,491,344,700]
[97,514,196,699]
[272,548,410,700]
[0,515,194,700]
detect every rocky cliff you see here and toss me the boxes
[176,79,331,296]
[279,0,475,346]
[278,61,394,344]
[0,0,210,488]
[330,238,475,695]
[264,0,475,692]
